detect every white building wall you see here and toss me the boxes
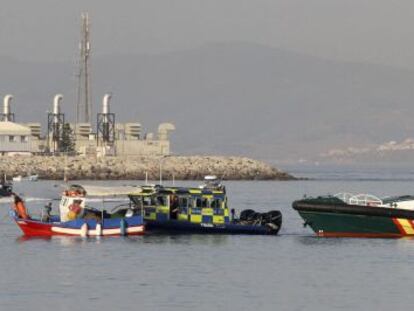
[0,134,31,153]
[115,139,170,156]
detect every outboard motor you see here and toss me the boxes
[263,210,282,232]
[239,209,282,234]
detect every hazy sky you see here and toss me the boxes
[1,0,414,68]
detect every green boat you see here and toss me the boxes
[293,193,414,238]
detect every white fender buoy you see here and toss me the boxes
[80,223,88,237]
[96,223,103,236]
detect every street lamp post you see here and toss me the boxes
[159,157,163,185]
[159,154,172,185]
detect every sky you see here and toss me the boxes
[1,0,414,68]
[2,0,414,162]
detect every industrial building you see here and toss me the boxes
[0,13,174,157]
[0,121,32,156]
[0,94,175,157]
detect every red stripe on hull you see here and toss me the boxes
[392,218,406,235]
[15,220,145,237]
[16,220,53,236]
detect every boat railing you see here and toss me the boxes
[349,194,383,207]
[334,193,383,206]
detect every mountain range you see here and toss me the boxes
[2,42,414,164]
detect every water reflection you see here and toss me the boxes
[16,236,52,243]
[142,233,229,246]
[295,235,367,246]
[7,178,414,311]
[15,233,229,247]
[16,235,102,246]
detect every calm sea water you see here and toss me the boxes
[2,166,414,311]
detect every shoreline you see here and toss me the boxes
[0,155,296,181]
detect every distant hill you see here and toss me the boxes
[2,42,414,163]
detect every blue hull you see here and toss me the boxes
[146,220,280,235]
[61,215,144,230]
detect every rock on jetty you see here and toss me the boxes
[0,155,295,180]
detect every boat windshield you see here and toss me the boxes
[334,193,354,204]
[349,194,383,206]
[130,194,168,208]
[333,193,383,206]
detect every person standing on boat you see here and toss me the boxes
[42,202,52,222]
[170,195,179,220]
[13,194,30,219]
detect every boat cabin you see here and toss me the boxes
[59,185,87,222]
[129,184,230,226]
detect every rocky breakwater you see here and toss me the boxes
[0,155,295,180]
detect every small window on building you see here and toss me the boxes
[21,136,28,143]
[8,136,14,142]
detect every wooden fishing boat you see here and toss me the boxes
[12,185,144,237]
[293,193,414,238]
[127,176,282,235]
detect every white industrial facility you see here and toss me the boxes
[0,14,175,157]
[0,94,175,157]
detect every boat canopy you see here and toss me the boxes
[72,185,142,197]
[129,185,225,197]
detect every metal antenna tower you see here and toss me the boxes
[76,12,92,124]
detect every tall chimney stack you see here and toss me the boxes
[3,95,14,122]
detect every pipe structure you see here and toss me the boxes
[3,95,13,121]
[97,93,115,146]
[53,94,63,123]
[47,94,65,154]
[53,94,63,115]
[102,94,111,115]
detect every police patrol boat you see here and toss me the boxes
[11,185,144,237]
[293,193,414,238]
[127,176,282,235]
